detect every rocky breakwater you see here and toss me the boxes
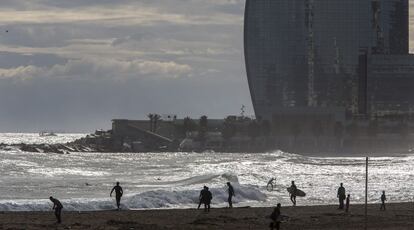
[0,130,114,154]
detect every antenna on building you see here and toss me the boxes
[240,105,246,117]
[334,37,340,74]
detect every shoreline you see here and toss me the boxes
[2,203,414,229]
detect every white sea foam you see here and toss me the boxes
[1,133,414,211]
[0,184,266,211]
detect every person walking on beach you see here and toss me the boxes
[345,194,350,212]
[110,182,123,210]
[49,196,63,224]
[197,186,208,209]
[380,191,387,211]
[269,203,281,230]
[227,182,235,208]
[289,181,297,206]
[337,183,346,209]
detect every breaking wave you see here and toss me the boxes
[0,184,266,211]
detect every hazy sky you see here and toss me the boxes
[0,0,413,132]
[0,0,252,132]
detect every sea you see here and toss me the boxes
[0,133,413,211]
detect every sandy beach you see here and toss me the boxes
[1,203,414,229]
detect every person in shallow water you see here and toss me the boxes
[226,182,235,208]
[289,181,297,206]
[337,183,346,209]
[380,191,387,211]
[49,196,63,224]
[110,182,123,210]
[197,186,208,209]
[269,203,281,230]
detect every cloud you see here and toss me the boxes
[0,0,252,131]
[0,58,192,80]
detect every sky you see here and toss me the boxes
[0,0,413,132]
[0,0,252,132]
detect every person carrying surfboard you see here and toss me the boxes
[337,183,346,209]
[289,181,297,206]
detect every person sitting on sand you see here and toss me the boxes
[227,182,235,208]
[337,183,346,209]
[380,191,387,211]
[49,196,63,224]
[269,203,281,230]
[110,182,123,210]
[197,186,208,209]
[345,194,350,212]
[289,181,297,206]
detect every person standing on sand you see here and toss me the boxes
[345,194,350,212]
[337,183,346,209]
[380,191,387,211]
[269,203,281,230]
[289,181,297,206]
[226,182,235,208]
[110,182,123,210]
[198,186,207,209]
[49,196,63,224]
[203,187,213,212]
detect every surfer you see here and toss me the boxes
[203,186,213,212]
[110,182,123,210]
[289,181,297,206]
[49,196,63,224]
[380,191,387,211]
[197,186,207,209]
[267,177,276,191]
[269,203,281,230]
[227,182,235,208]
[337,183,346,209]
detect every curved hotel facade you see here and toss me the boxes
[244,0,409,120]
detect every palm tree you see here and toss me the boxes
[147,114,154,132]
[153,114,161,132]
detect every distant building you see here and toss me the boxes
[244,0,410,121]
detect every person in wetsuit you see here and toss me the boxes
[289,181,297,206]
[49,196,63,223]
[337,183,346,210]
[200,186,212,212]
[110,181,123,210]
[197,186,208,209]
[269,203,281,230]
[227,182,235,208]
[380,191,387,211]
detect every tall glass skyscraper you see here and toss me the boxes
[244,0,409,120]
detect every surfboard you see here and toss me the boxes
[287,187,306,197]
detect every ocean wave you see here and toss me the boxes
[0,184,266,211]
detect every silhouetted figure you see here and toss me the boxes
[49,196,63,224]
[380,191,387,211]
[345,194,350,212]
[267,177,276,191]
[200,186,212,212]
[289,181,297,206]
[337,183,346,209]
[197,186,207,209]
[269,203,281,230]
[227,182,235,208]
[110,182,123,210]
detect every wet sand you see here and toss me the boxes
[1,203,414,229]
